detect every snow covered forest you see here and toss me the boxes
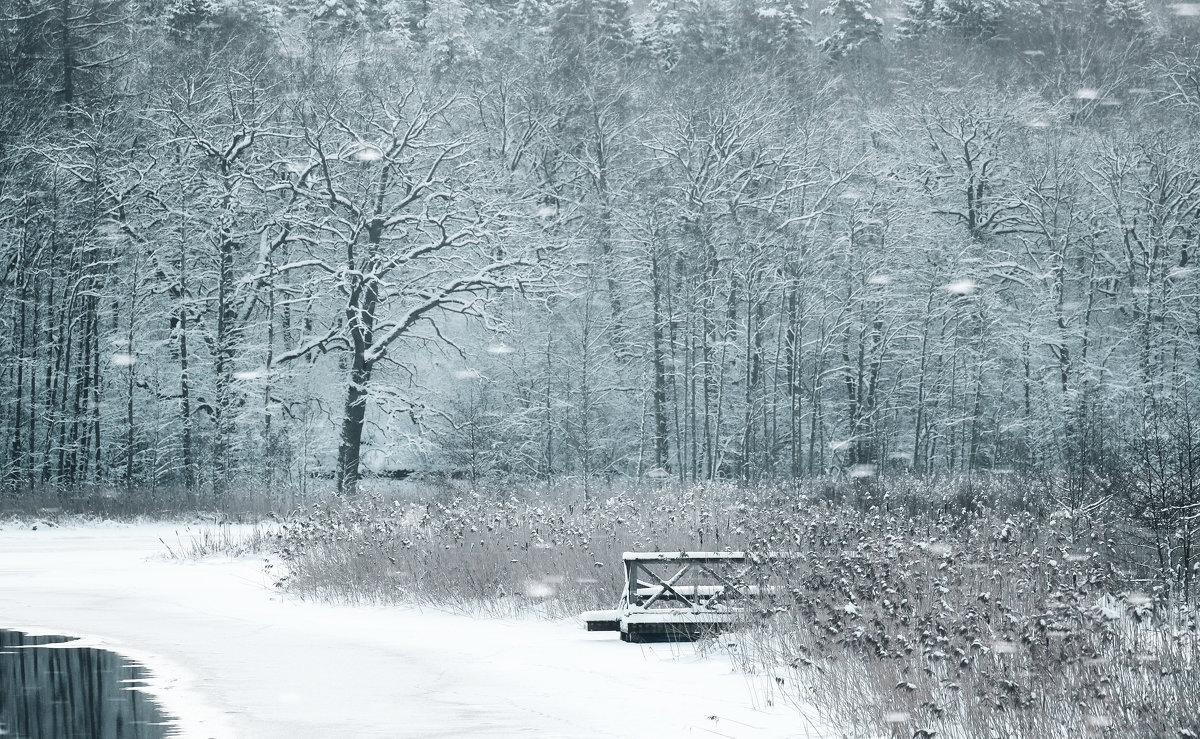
[5,4,1200,737]
[2,0,1200,507]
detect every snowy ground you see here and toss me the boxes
[0,523,829,738]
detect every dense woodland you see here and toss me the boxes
[2,0,1200,509]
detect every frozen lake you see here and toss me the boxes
[0,523,825,738]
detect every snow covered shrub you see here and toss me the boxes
[273,485,761,614]
[273,477,1198,736]
[740,502,1200,738]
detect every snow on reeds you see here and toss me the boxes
[274,477,1199,738]
[160,521,279,559]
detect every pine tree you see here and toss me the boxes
[641,0,699,67]
[164,0,280,45]
[515,0,554,31]
[550,0,634,59]
[897,0,939,37]
[738,0,808,54]
[819,0,882,58]
[641,0,733,68]
[934,0,1016,38]
[303,0,386,32]
[419,0,477,72]
[1096,0,1148,31]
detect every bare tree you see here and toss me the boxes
[274,82,539,495]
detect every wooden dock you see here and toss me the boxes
[582,551,787,643]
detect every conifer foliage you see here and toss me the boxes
[818,0,881,57]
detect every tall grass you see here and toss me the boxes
[274,476,1199,738]
[274,485,750,613]
[159,521,279,559]
[0,480,306,519]
[724,503,1199,738]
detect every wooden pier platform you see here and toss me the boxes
[582,551,789,643]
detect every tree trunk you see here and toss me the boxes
[177,229,196,497]
[651,246,670,472]
[335,219,382,496]
[336,355,372,496]
[211,159,240,498]
[212,230,236,498]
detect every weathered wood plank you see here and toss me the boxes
[581,610,621,631]
[622,551,802,562]
[622,551,747,562]
[633,584,778,598]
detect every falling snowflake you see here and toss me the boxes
[354,146,384,162]
[523,579,555,598]
[849,463,876,478]
[944,279,976,296]
[990,639,1017,654]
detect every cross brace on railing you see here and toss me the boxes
[583,551,800,641]
[622,551,770,612]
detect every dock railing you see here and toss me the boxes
[584,551,797,642]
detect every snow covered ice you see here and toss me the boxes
[0,523,828,738]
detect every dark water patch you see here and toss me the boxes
[0,629,177,738]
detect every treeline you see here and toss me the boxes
[2,0,1200,507]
